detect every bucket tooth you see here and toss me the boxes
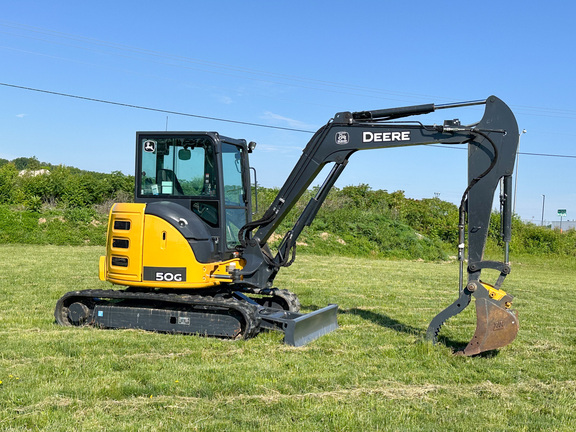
[458,298,519,356]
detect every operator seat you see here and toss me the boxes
[157,169,184,195]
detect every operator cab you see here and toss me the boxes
[135,132,253,259]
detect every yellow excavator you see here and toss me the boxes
[55,95,519,355]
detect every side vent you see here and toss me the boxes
[114,220,131,230]
[112,238,129,249]
[111,257,129,267]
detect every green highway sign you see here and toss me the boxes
[558,209,567,216]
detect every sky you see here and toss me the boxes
[1,0,575,223]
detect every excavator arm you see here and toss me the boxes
[237,95,519,355]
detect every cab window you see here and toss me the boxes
[139,136,217,197]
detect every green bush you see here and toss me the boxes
[256,185,450,260]
[0,163,18,203]
[0,158,134,209]
[259,184,576,260]
[0,205,107,246]
[305,207,447,260]
[1,157,574,257]
[0,157,132,247]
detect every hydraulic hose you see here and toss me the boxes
[457,128,499,292]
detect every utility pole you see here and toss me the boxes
[541,195,545,226]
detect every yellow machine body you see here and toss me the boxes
[99,203,243,289]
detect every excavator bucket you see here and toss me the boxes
[427,282,519,356]
[458,298,519,356]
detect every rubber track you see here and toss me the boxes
[54,289,261,339]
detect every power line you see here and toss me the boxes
[5,20,576,118]
[429,144,576,159]
[0,82,314,133]
[3,81,576,161]
[0,20,451,104]
[520,151,576,159]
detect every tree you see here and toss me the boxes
[12,156,41,171]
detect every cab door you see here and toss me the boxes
[221,143,250,250]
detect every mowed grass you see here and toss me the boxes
[0,245,575,431]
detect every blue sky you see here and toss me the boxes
[1,1,575,223]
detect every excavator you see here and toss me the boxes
[55,95,520,355]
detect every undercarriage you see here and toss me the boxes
[54,287,338,347]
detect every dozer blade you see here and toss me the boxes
[458,298,519,356]
[258,304,339,347]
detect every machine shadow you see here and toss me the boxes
[337,307,492,355]
[341,308,424,337]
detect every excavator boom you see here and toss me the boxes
[237,95,520,354]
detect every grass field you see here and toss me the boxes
[1,245,575,431]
